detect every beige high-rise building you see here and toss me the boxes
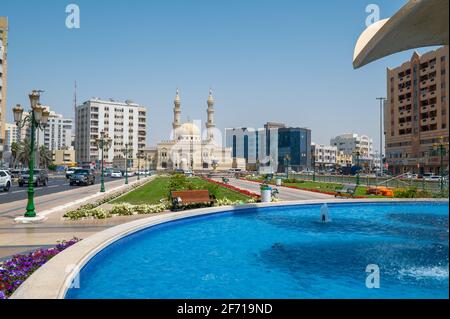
[385,46,449,175]
[0,17,8,158]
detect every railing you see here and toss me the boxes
[289,173,446,193]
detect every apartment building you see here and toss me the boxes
[0,17,8,158]
[4,123,19,149]
[330,133,374,167]
[385,46,449,175]
[311,143,337,168]
[33,107,73,151]
[75,98,147,166]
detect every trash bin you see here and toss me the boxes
[275,178,282,186]
[260,184,272,203]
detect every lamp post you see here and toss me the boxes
[284,154,291,179]
[432,136,448,192]
[13,90,50,218]
[376,97,386,175]
[122,143,132,185]
[354,150,361,186]
[312,154,316,182]
[137,151,143,181]
[96,131,112,192]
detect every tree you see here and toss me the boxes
[39,145,53,168]
[16,138,32,168]
[10,142,23,168]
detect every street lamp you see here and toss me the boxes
[122,143,132,185]
[137,151,144,181]
[96,131,112,192]
[284,154,291,179]
[354,150,361,186]
[376,97,386,174]
[432,136,449,192]
[12,90,49,218]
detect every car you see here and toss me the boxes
[124,171,135,177]
[0,170,12,192]
[110,170,123,178]
[9,169,21,179]
[66,167,82,179]
[69,169,96,186]
[102,168,114,177]
[425,175,442,182]
[18,169,49,187]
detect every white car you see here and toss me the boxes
[0,170,12,192]
[110,170,123,178]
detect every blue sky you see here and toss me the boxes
[1,0,440,150]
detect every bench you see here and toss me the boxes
[335,184,357,198]
[170,190,216,211]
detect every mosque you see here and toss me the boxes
[156,90,234,171]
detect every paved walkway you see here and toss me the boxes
[219,178,334,201]
[0,176,153,259]
[0,176,334,260]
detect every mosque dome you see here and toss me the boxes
[177,122,201,137]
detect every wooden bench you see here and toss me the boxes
[170,190,216,211]
[335,184,357,198]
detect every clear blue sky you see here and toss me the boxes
[1,0,440,150]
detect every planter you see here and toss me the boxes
[260,184,272,203]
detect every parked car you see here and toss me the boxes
[422,173,440,181]
[69,169,96,186]
[18,169,49,187]
[9,169,21,179]
[66,167,82,179]
[110,170,123,178]
[425,175,442,182]
[104,168,114,177]
[124,171,135,177]
[0,170,12,192]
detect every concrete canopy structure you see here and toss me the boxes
[353,0,449,69]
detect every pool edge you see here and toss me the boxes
[10,198,449,299]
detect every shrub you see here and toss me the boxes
[394,187,418,198]
[63,208,109,220]
[110,203,135,216]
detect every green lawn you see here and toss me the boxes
[281,181,388,198]
[112,176,250,205]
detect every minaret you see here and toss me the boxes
[173,89,181,130]
[206,89,215,140]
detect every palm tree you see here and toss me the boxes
[10,142,23,168]
[16,138,32,168]
[39,145,53,168]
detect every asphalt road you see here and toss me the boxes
[0,175,126,204]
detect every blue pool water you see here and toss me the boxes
[66,202,449,299]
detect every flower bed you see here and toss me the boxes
[63,203,169,220]
[0,238,80,299]
[202,177,261,199]
[238,177,368,198]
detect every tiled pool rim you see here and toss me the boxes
[11,198,449,299]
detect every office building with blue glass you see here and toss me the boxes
[225,122,311,172]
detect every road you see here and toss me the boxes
[0,175,125,204]
[0,175,141,220]
[222,178,334,201]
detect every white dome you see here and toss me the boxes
[177,122,201,137]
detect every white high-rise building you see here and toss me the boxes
[311,143,337,168]
[330,133,374,166]
[4,123,18,148]
[75,98,147,165]
[33,107,73,151]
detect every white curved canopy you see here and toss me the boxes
[353,0,449,69]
